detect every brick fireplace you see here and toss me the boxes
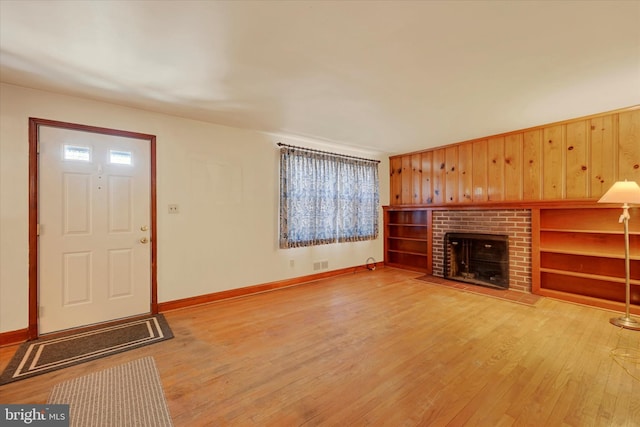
[432,209,532,293]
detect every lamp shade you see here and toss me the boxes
[597,180,640,204]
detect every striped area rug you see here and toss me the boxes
[48,356,173,427]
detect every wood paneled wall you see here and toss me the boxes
[389,107,640,206]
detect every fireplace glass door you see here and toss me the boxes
[445,233,509,289]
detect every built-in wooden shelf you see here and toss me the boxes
[533,206,640,313]
[383,207,432,273]
[538,248,640,260]
[539,268,640,285]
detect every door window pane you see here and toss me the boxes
[109,150,132,165]
[63,145,91,162]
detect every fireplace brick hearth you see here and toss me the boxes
[432,209,532,293]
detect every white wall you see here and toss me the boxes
[0,83,389,333]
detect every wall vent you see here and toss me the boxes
[313,260,329,271]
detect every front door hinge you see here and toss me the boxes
[37,224,41,236]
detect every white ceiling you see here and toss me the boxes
[1,1,639,155]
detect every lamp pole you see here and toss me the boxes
[610,203,639,330]
[597,179,640,331]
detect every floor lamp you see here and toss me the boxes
[597,179,640,331]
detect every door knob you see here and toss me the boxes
[140,225,149,231]
[140,237,149,244]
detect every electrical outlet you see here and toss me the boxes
[289,259,295,268]
[168,204,179,214]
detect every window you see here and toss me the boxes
[109,150,132,165]
[279,145,379,248]
[63,145,91,162]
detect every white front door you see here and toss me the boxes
[38,126,151,334]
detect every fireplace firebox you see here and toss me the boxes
[444,233,509,290]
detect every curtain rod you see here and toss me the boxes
[277,143,380,164]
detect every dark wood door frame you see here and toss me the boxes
[28,117,158,339]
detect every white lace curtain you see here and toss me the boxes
[279,146,379,249]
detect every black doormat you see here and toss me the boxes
[0,314,173,385]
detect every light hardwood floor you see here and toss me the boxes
[1,268,639,426]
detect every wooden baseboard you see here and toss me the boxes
[0,264,383,344]
[159,263,383,312]
[0,328,29,347]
